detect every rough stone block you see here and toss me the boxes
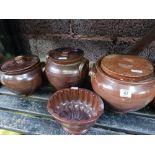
[28,36,133,61]
[12,19,71,35]
[72,19,155,37]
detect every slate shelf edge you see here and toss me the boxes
[0,108,127,135]
[0,127,32,135]
[0,86,155,135]
[0,110,124,135]
[0,95,152,134]
[0,86,155,119]
[95,123,147,135]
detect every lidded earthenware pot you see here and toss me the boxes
[45,47,89,90]
[101,54,154,82]
[0,55,42,95]
[89,54,155,113]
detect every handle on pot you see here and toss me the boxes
[40,61,45,72]
[0,67,5,85]
[79,58,89,79]
[89,63,97,78]
[15,55,25,64]
[46,54,49,61]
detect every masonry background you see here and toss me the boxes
[5,19,155,63]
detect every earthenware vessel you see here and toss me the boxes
[0,55,42,95]
[47,87,104,135]
[101,54,154,82]
[89,54,155,113]
[45,47,89,90]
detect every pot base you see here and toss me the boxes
[62,127,88,135]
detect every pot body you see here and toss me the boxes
[0,65,42,95]
[45,58,89,90]
[90,63,155,113]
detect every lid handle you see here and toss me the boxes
[89,63,97,78]
[15,56,25,64]
[58,51,69,60]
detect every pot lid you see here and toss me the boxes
[47,47,84,64]
[100,54,154,81]
[1,55,40,74]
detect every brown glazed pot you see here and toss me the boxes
[89,55,155,113]
[101,54,154,82]
[0,55,42,95]
[45,47,89,90]
[47,87,104,135]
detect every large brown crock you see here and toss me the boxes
[45,47,89,90]
[89,54,155,113]
[101,54,154,82]
[0,55,42,95]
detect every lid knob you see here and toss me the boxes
[15,56,25,64]
[58,51,69,60]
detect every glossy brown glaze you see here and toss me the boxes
[47,87,104,135]
[101,54,154,82]
[0,55,43,95]
[45,48,89,90]
[89,59,155,113]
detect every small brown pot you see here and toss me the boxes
[0,55,43,95]
[89,55,155,113]
[47,87,104,135]
[45,47,89,90]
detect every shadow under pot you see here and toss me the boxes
[45,47,89,90]
[0,55,42,95]
[89,54,155,113]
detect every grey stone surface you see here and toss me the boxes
[97,110,155,134]
[138,47,155,63]
[0,110,122,135]
[14,19,71,35]
[0,85,54,100]
[28,37,133,61]
[0,94,49,117]
[0,87,155,134]
[72,19,155,37]
[5,20,155,62]
[27,37,155,63]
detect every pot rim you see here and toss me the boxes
[0,55,40,75]
[95,58,155,85]
[100,54,154,81]
[47,88,104,125]
[46,47,84,65]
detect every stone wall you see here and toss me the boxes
[7,19,155,62]
[0,20,14,62]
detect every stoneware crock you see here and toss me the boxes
[45,47,89,90]
[47,87,104,135]
[0,55,42,95]
[101,54,154,82]
[89,54,155,113]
